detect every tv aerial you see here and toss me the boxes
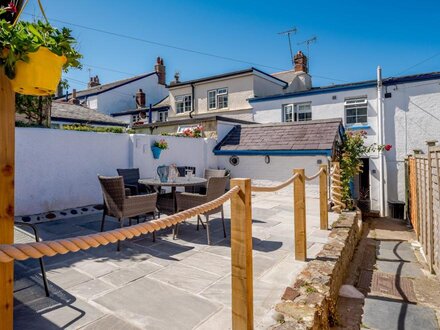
[298,36,317,70]
[278,27,297,67]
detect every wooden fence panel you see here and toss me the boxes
[409,148,440,275]
[408,157,418,236]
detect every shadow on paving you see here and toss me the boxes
[13,211,287,328]
[333,217,439,330]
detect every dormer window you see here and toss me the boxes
[208,88,228,110]
[345,97,368,125]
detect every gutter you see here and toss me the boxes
[213,149,332,156]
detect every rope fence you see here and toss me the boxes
[251,173,298,192]
[305,167,324,181]
[0,186,240,263]
[329,162,345,214]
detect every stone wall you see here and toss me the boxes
[271,211,363,329]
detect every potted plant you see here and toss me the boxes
[0,2,82,96]
[151,139,168,159]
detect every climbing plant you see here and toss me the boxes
[337,130,392,207]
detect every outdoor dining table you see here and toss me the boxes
[138,177,207,213]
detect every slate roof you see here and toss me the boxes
[214,119,343,154]
[57,72,157,100]
[51,102,127,126]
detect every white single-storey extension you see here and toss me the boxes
[250,69,440,216]
[214,119,343,193]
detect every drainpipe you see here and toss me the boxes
[189,83,195,119]
[377,66,385,217]
[148,104,152,124]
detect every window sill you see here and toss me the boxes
[347,124,371,130]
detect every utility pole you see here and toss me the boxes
[298,36,317,71]
[278,27,297,66]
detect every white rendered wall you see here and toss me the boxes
[130,135,218,179]
[15,128,130,216]
[15,128,217,216]
[217,154,328,197]
[383,79,440,203]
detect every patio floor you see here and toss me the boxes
[13,183,338,330]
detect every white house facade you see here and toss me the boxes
[167,68,288,122]
[58,57,169,120]
[251,69,440,216]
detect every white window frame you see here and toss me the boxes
[282,104,294,122]
[158,111,168,122]
[282,102,311,122]
[207,87,228,110]
[345,97,368,125]
[175,94,192,114]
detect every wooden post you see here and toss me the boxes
[230,178,253,330]
[293,169,307,261]
[427,147,434,273]
[0,71,15,329]
[319,165,328,230]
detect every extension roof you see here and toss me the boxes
[214,119,343,156]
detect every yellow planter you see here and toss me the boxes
[10,47,67,96]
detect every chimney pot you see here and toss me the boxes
[294,51,308,73]
[154,57,166,85]
[136,88,146,108]
[71,89,80,105]
[88,75,101,88]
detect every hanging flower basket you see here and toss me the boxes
[1,1,82,96]
[151,146,162,159]
[10,47,66,96]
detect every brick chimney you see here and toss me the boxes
[136,89,146,108]
[70,89,80,105]
[294,51,308,73]
[154,57,166,85]
[88,75,101,88]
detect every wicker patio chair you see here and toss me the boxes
[195,169,227,194]
[116,168,154,195]
[176,176,229,244]
[15,222,50,297]
[98,175,158,250]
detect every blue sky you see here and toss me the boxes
[24,0,440,92]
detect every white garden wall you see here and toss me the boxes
[15,128,217,216]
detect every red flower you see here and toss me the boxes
[384,144,392,151]
[6,2,17,13]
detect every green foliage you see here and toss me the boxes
[0,19,82,79]
[15,93,52,126]
[338,130,392,207]
[62,125,127,134]
[153,139,168,150]
[15,121,44,128]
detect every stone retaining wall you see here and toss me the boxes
[271,211,363,329]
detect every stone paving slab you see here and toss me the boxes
[363,296,438,330]
[94,277,221,330]
[80,315,141,330]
